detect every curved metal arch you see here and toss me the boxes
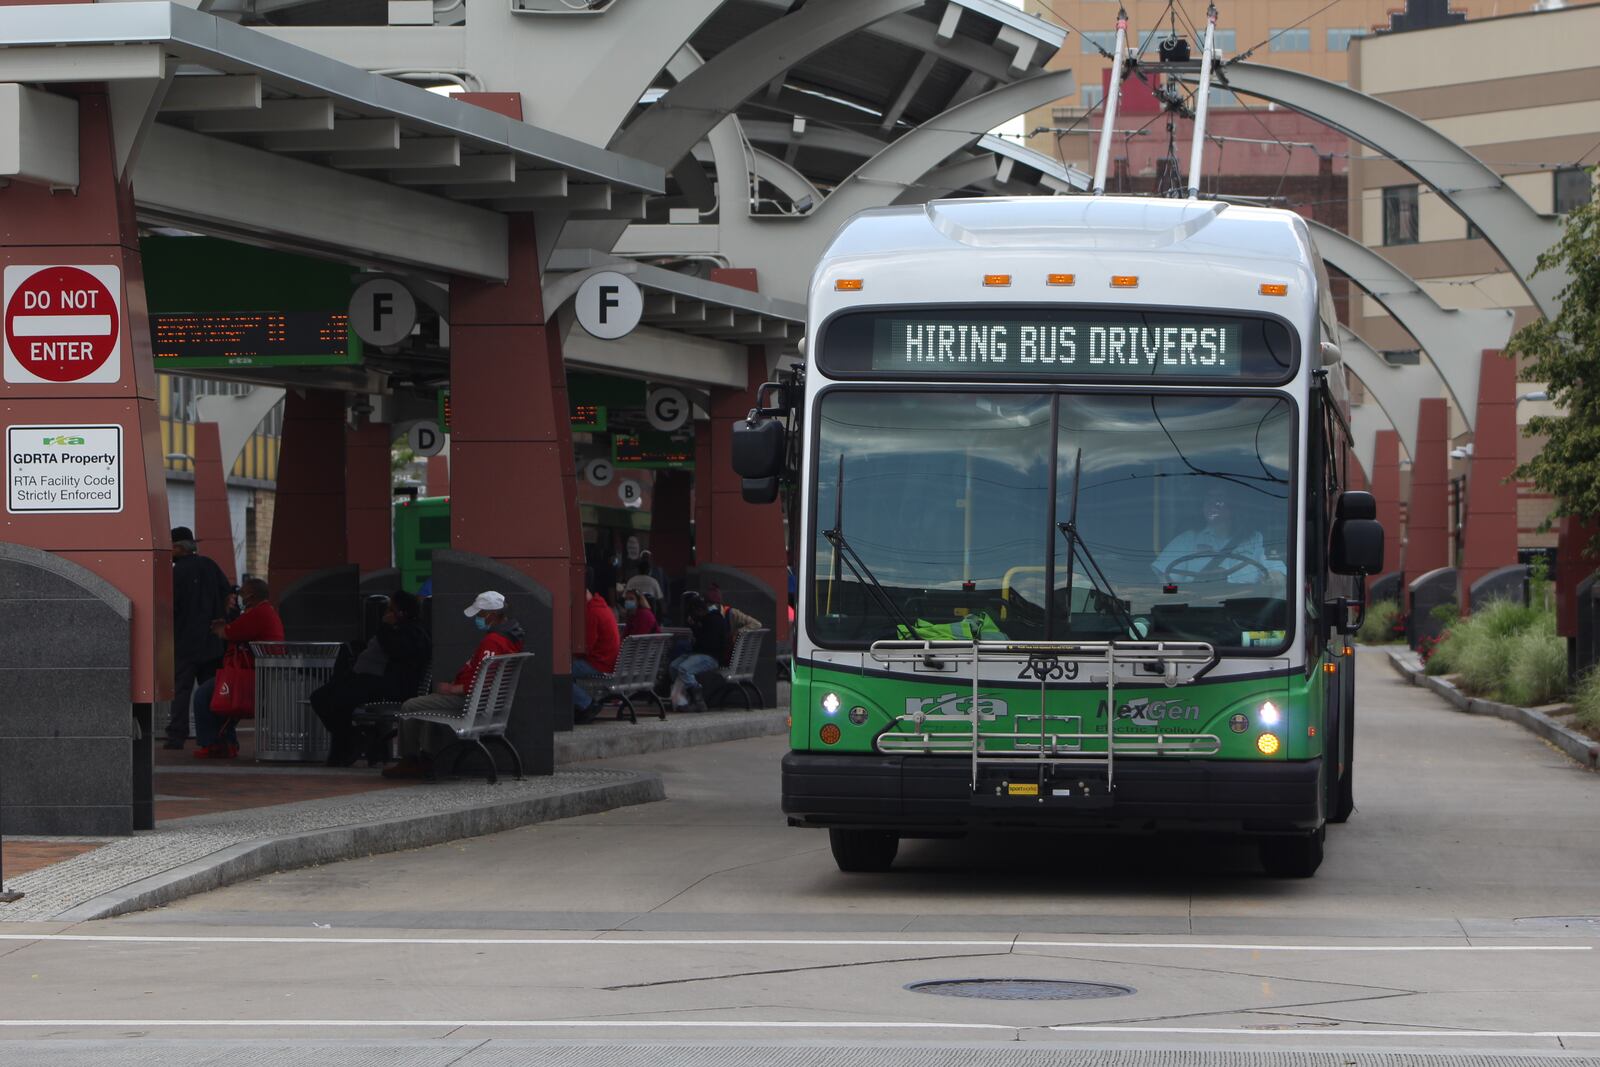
[1186,63,1567,318]
[1339,325,1423,475]
[813,69,1076,224]
[610,0,923,169]
[1309,220,1514,431]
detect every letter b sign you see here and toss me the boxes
[575,271,642,340]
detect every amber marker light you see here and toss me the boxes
[820,723,842,745]
[1344,646,1354,656]
[1047,273,1076,286]
[1110,275,1139,288]
[1324,662,1338,674]
[1259,283,1289,297]
[983,274,1012,287]
[834,278,864,291]
[1257,733,1281,756]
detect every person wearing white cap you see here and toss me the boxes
[384,590,525,779]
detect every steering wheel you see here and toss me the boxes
[1162,551,1270,584]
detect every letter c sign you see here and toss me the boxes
[575,271,642,340]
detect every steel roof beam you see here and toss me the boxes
[191,98,334,134]
[162,74,263,112]
[0,43,164,82]
[331,137,461,169]
[1178,61,1567,318]
[1309,220,1515,431]
[263,118,402,153]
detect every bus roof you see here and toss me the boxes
[816,195,1316,283]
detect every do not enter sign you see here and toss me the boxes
[3,265,123,385]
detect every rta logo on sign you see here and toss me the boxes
[3,265,123,384]
[574,271,643,340]
[6,424,124,514]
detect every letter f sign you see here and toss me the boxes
[598,285,620,324]
[373,290,393,329]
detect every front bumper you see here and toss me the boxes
[782,751,1323,835]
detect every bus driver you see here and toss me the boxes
[1152,486,1287,585]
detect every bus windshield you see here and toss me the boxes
[811,391,1294,652]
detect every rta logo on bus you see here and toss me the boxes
[904,693,1009,721]
[3,265,123,384]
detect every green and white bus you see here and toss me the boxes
[735,195,1383,878]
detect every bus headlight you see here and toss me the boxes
[822,692,840,715]
[1258,700,1281,726]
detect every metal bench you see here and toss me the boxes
[709,627,769,710]
[351,666,432,766]
[394,652,533,783]
[576,632,675,724]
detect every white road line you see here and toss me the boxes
[0,1020,1592,1038]
[0,933,1587,952]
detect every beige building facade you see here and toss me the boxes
[1348,3,1600,548]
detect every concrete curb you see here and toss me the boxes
[51,771,664,923]
[554,709,788,764]
[1379,646,1600,770]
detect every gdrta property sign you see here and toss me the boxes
[6,425,123,514]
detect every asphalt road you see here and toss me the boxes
[4,648,1600,1065]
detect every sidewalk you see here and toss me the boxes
[0,699,788,923]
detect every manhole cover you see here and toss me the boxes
[906,978,1135,1001]
[1512,916,1600,930]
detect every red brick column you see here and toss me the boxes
[1369,429,1403,597]
[192,422,236,585]
[449,216,584,671]
[0,89,171,702]
[266,389,348,590]
[706,352,790,644]
[425,454,449,497]
[1459,351,1518,611]
[1556,515,1600,639]
[1406,398,1452,579]
[345,421,392,574]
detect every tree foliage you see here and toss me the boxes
[1509,185,1600,555]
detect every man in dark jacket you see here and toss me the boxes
[668,592,729,712]
[165,526,231,749]
[310,590,432,766]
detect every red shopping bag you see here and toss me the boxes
[210,644,256,719]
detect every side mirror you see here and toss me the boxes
[1330,491,1383,575]
[741,476,778,504]
[731,417,785,480]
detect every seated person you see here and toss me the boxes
[669,592,729,712]
[310,590,431,766]
[623,557,663,608]
[622,589,659,636]
[384,590,523,779]
[571,582,622,724]
[1152,486,1287,586]
[705,583,762,666]
[193,578,284,760]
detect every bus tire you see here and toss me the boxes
[1258,830,1324,878]
[829,828,899,872]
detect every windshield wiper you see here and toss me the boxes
[1056,447,1140,640]
[824,454,919,638]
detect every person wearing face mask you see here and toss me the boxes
[622,589,659,637]
[191,577,284,759]
[384,590,524,779]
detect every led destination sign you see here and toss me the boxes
[152,310,359,368]
[879,318,1240,372]
[822,308,1294,381]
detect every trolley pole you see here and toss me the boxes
[1090,7,1130,195]
[1186,4,1219,199]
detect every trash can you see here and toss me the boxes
[251,641,342,762]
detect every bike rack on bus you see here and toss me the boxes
[867,639,1217,804]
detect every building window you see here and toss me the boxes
[1268,27,1310,52]
[1208,87,1239,108]
[1081,30,1118,54]
[1081,85,1105,109]
[1212,29,1236,52]
[1555,168,1593,214]
[1383,185,1420,246]
[1326,27,1366,51]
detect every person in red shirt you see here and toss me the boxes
[384,590,524,779]
[622,590,659,637]
[571,581,621,724]
[193,577,285,759]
